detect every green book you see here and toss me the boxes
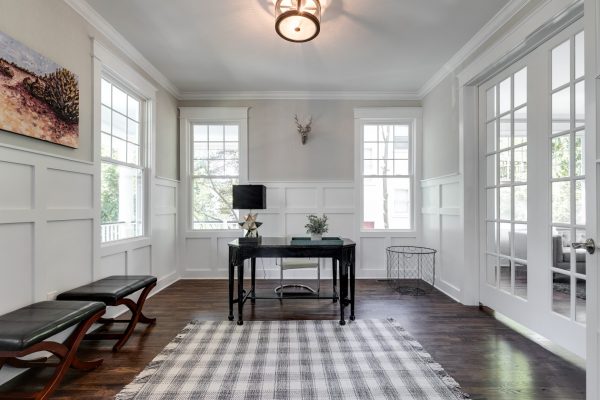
[291,237,343,246]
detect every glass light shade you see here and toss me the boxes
[275,0,321,43]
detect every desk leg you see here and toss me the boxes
[228,248,234,321]
[339,259,346,326]
[237,260,245,325]
[251,257,256,305]
[350,248,356,321]
[332,258,338,303]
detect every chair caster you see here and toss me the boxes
[350,315,355,321]
[339,320,346,326]
[228,315,234,321]
[237,320,244,325]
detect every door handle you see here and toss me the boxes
[572,238,596,255]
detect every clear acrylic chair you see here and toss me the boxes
[274,258,320,299]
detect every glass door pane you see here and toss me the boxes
[483,67,528,298]
[550,32,586,323]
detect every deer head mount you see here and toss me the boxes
[294,114,313,145]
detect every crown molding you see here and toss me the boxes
[63,0,180,98]
[178,90,420,101]
[417,0,531,99]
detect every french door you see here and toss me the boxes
[479,19,593,358]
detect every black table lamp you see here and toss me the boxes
[232,185,267,241]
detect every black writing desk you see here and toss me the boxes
[228,237,356,325]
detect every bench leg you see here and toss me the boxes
[0,309,105,400]
[85,282,157,352]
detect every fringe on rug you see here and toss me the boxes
[386,318,471,399]
[115,320,199,400]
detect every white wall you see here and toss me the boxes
[421,174,462,301]
[422,76,459,180]
[0,0,180,385]
[178,99,420,181]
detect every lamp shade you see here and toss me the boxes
[232,185,267,210]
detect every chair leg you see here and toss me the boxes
[280,259,284,302]
[317,259,321,295]
[84,282,157,352]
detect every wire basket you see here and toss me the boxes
[386,246,437,296]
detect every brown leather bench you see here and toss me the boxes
[0,301,105,400]
[57,275,157,352]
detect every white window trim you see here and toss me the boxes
[354,107,422,234]
[92,40,157,251]
[179,107,249,234]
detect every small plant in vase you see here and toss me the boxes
[305,214,328,240]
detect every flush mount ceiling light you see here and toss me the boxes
[275,0,321,43]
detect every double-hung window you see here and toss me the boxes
[100,77,145,242]
[359,116,415,231]
[181,107,248,231]
[191,123,240,229]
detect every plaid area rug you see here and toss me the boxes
[116,319,468,400]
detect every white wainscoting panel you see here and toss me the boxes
[44,219,94,295]
[129,246,152,275]
[323,187,354,209]
[99,251,127,279]
[0,160,33,210]
[0,222,33,314]
[421,174,463,301]
[360,237,387,270]
[180,181,419,279]
[285,187,318,209]
[185,237,213,273]
[46,168,93,209]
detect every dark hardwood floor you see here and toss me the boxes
[2,279,585,399]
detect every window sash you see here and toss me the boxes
[100,160,145,243]
[360,122,414,231]
[190,123,241,230]
[100,77,146,168]
[100,76,147,243]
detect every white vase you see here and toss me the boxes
[311,233,322,240]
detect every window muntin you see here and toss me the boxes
[100,77,144,243]
[191,123,240,230]
[361,124,412,230]
[484,66,528,299]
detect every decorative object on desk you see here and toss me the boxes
[0,30,79,148]
[305,214,328,240]
[116,319,468,400]
[387,246,437,296]
[294,114,313,145]
[232,184,266,242]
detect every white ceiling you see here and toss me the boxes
[84,0,509,95]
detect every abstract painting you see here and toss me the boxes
[0,30,79,148]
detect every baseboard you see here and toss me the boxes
[433,280,462,303]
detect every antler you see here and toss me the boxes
[294,114,313,145]
[294,114,303,130]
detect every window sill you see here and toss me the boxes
[359,230,418,238]
[100,236,151,257]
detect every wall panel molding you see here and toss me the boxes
[420,174,463,301]
[180,180,418,279]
